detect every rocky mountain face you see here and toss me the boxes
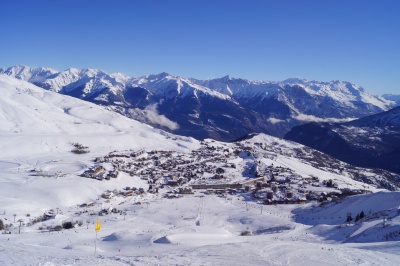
[284,107,400,174]
[1,65,395,141]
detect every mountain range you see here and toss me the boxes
[1,65,398,141]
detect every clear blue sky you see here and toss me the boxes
[1,0,399,94]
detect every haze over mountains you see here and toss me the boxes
[1,65,398,142]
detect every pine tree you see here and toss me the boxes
[360,211,365,219]
[0,219,4,230]
[355,214,360,222]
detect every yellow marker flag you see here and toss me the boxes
[95,219,101,232]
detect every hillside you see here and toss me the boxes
[284,107,400,174]
[0,74,198,208]
[382,94,400,106]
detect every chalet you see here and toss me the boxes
[121,190,133,197]
[285,190,293,199]
[179,187,193,194]
[228,189,237,194]
[296,198,307,204]
[96,173,105,181]
[264,199,273,205]
[215,189,225,194]
[131,149,146,158]
[81,201,95,207]
[167,180,179,186]
[262,182,269,188]
[81,171,92,178]
[205,189,214,194]
[92,165,104,175]
[102,193,113,199]
[166,193,182,199]
[266,190,274,199]
[212,174,225,180]
[109,170,119,178]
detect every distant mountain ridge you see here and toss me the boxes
[284,106,400,174]
[1,65,397,141]
[382,94,400,106]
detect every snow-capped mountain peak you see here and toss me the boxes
[282,77,309,85]
[129,73,232,101]
[0,65,58,83]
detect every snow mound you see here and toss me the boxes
[102,233,123,242]
[153,236,171,244]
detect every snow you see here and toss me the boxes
[129,73,233,101]
[0,65,57,83]
[0,75,399,265]
[2,192,400,265]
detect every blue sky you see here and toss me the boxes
[1,0,399,94]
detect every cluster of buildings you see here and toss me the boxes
[81,165,119,181]
[79,139,361,206]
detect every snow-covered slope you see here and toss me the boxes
[348,106,400,127]
[2,191,400,265]
[0,74,198,156]
[284,106,400,174]
[1,74,400,264]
